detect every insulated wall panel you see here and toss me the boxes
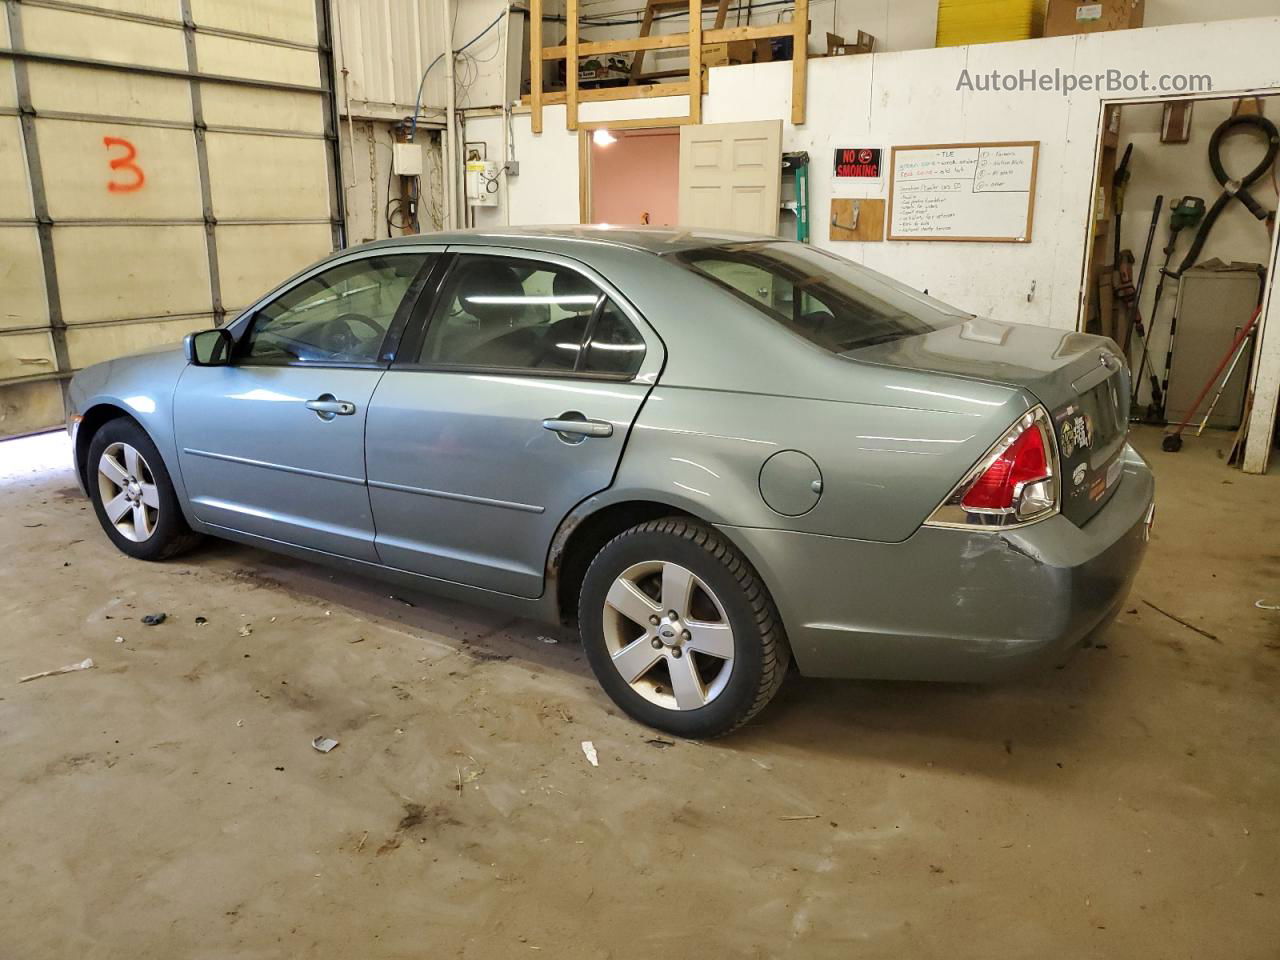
[37,118,202,221]
[215,222,332,309]
[27,64,192,123]
[0,116,32,219]
[206,132,330,220]
[53,225,211,324]
[0,228,47,329]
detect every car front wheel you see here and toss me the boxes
[87,418,202,561]
[578,517,790,738]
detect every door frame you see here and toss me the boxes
[1079,86,1280,474]
[577,118,690,225]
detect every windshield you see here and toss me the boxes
[672,241,969,353]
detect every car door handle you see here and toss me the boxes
[542,417,613,439]
[305,397,356,416]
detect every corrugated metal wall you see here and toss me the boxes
[0,0,344,437]
[333,0,444,118]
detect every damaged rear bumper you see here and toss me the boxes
[720,445,1155,682]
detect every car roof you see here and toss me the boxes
[355,225,770,258]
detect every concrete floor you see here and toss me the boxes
[0,425,1277,958]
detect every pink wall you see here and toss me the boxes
[590,130,679,226]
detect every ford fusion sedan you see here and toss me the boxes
[68,227,1154,737]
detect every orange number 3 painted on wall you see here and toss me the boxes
[103,136,145,193]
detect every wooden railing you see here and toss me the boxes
[527,0,808,133]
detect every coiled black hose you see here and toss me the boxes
[1176,113,1279,275]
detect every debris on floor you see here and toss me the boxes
[581,740,599,767]
[311,735,340,753]
[539,635,558,644]
[238,625,252,637]
[646,738,675,748]
[1257,600,1279,611]
[194,616,208,626]
[114,636,125,644]
[141,613,166,626]
[1142,599,1219,641]
[18,657,95,683]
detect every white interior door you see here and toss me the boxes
[678,120,782,236]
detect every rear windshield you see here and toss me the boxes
[672,241,969,353]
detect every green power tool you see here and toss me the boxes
[1169,195,1206,233]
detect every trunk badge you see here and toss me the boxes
[1073,463,1088,486]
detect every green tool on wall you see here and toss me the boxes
[1169,194,1207,233]
[781,152,810,243]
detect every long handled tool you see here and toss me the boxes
[1112,143,1133,270]
[1147,196,1207,421]
[1162,303,1263,452]
[1133,196,1205,421]
[1194,328,1255,436]
[1121,197,1164,416]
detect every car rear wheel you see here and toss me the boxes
[578,517,790,738]
[87,418,202,561]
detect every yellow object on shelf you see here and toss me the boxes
[936,0,1043,47]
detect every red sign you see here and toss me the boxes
[834,147,881,179]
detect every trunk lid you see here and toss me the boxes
[847,318,1130,527]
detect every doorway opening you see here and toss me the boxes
[583,126,680,227]
[1082,90,1280,472]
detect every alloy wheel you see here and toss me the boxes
[601,560,735,710]
[96,441,160,543]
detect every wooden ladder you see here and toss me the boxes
[629,0,730,84]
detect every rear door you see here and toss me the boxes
[364,248,664,598]
[173,248,439,559]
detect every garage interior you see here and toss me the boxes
[2,0,1280,956]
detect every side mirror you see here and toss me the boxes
[184,328,234,366]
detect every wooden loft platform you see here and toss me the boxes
[527,0,808,133]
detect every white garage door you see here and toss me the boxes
[0,0,344,437]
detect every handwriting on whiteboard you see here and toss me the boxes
[889,143,1037,242]
[103,136,145,193]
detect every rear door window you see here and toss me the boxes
[417,254,645,377]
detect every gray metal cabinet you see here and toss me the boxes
[1166,266,1262,430]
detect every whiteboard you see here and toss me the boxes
[887,141,1039,243]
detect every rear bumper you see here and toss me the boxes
[719,444,1155,682]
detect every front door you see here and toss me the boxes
[678,119,782,235]
[174,249,435,560]
[365,249,663,597]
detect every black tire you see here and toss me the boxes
[86,418,203,561]
[578,517,790,738]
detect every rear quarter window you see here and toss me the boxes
[672,242,968,354]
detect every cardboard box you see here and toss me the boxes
[826,30,875,56]
[701,40,755,67]
[1043,0,1144,36]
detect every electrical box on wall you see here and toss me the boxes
[392,142,423,177]
[466,160,501,207]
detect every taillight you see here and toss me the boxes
[925,406,1059,528]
